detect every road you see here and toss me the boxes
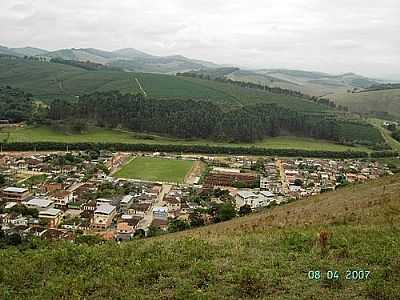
[136,184,171,230]
[276,159,289,194]
[369,118,400,152]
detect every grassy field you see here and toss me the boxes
[1,126,372,152]
[0,58,331,113]
[114,157,194,183]
[1,174,399,299]
[333,89,400,118]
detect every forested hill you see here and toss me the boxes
[48,91,385,145]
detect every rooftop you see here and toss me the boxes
[26,198,53,208]
[121,195,134,204]
[3,187,28,193]
[95,204,116,215]
[39,208,62,217]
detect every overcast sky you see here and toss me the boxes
[1,0,399,79]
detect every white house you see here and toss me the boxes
[153,207,168,220]
[51,190,74,208]
[93,204,117,229]
[235,190,275,209]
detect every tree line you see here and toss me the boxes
[0,141,379,158]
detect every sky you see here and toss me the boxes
[1,0,399,79]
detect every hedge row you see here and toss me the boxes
[0,142,381,158]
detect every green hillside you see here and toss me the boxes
[1,126,371,152]
[1,175,399,299]
[333,89,400,118]
[0,58,331,112]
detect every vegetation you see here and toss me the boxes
[369,119,400,153]
[47,91,383,145]
[0,141,374,158]
[0,58,329,113]
[49,58,121,71]
[114,157,194,183]
[0,174,399,299]
[0,86,34,123]
[3,126,371,152]
[333,88,400,118]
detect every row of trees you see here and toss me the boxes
[0,142,375,158]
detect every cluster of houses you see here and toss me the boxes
[275,158,392,199]
[0,151,395,242]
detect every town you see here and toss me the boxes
[0,150,394,244]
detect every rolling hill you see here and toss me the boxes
[0,57,330,113]
[223,68,382,98]
[1,174,399,299]
[40,47,220,74]
[332,89,400,119]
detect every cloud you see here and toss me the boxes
[0,0,399,78]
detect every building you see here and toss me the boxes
[51,190,74,208]
[1,187,31,203]
[116,222,135,241]
[41,183,64,194]
[120,195,134,208]
[204,170,258,188]
[25,198,54,211]
[39,208,63,228]
[93,204,117,229]
[235,190,275,209]
[152,207,168,220]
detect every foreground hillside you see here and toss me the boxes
[1,175,399,299]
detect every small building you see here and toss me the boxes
[120,195,134,208]
[93,204,117,230]
[39,208,63,228]
[150,218,168,231]
[96,198,113,206]
[1,187,31,203]
[152,207,168,220]
[235,190,275,209]
[51,190,74,208]
[116,222,134,241]
[41,183,64,194]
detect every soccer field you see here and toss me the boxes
[114,157,194,183]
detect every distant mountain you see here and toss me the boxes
[11,47,48,57]
[40,47,219,74]
[112,48,155,59]
[0,44,387,91]
[0,45,48,57]
[0,45,20,56]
